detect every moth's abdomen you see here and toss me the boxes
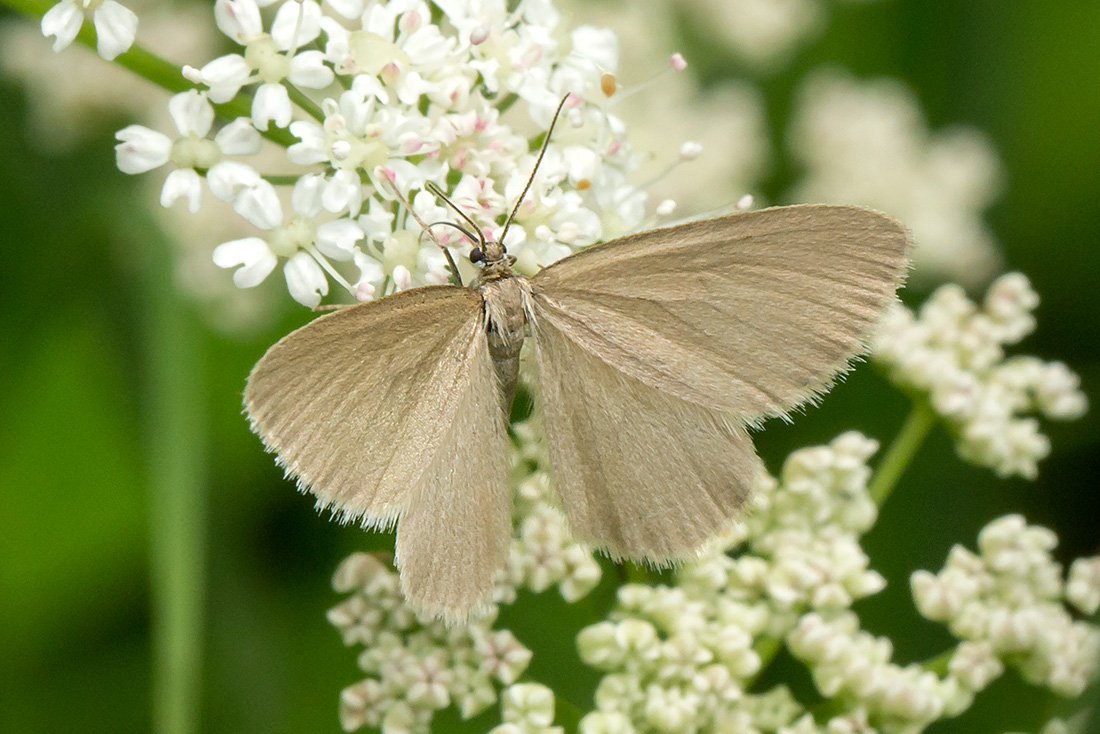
[479,276,530,414]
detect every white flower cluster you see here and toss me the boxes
[789,71,1003,284]
[911,514,1100,698]
[575,433,889,733]
[788,612,969,733]
[111,0,674,309]
[328,552,533,732]
[328,423,602,733]
[510,467,603,602]
[874,272,1088,479]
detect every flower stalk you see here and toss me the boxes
[136,215,207,734]
[868,398,936,506]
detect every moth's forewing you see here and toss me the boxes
[527,204,908,560]
[531,204,909,421]
[394,330,512,620]
[244,286,487,527]
[528,310,759,562]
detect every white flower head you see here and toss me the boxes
[115,90,262,213]
[874,274,1087,478]
[912,515,1100,698]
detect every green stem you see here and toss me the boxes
[286,81,325,123]
[868,399,936,506]
[922,649,952,676]
[262,174,307,187]
[138,222,207,734]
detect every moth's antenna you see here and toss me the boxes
[424,181,486,248]
[382,174,464,286]
[499,94,571,247]
[425,220,480,246]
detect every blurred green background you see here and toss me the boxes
[0,1,1097,732]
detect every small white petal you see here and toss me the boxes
[212,237,278,287]
[291,174,326,217]
[168,90,215,137]
[353,249,384,290]
[252,83,293,130]
[92,1,138,61]
[287,50,335,89]
[206,160,261,201]
[287,121,328,164]
[115,125,172,174]
[271,0,322,50]
[315,219,365,261]
[234,180,283,229]
[321,169,363,215]
[41,1,83,53]
[200,54,252,103]
[284,251,328,308]
[215,0,263,43]
[214,118,263,155]
[161,169,203,212]
[392,264,412,291]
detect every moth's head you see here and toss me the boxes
[470,240,514,269]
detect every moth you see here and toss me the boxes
[244,103,909,620]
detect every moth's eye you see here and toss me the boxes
[470,248,485,263]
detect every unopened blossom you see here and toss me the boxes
[497,683,559,731]
[874,273,1088,478]
[1065,557,1100,615]
[42,0,138,60]
[911,515,1100,698]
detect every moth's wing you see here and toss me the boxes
[527,312,760,561]
[530,204,909,420]
[395,328,512,619]
[244,286,488,527]
[526,204,907,560]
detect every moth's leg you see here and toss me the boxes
[312,303,355,313]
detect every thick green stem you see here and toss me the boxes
[139,224,207,734]
[868,400,936,506]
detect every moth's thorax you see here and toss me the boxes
[478,274,530,361]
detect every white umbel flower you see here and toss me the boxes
[115,90,262,213]
[42,0,138,61]
[202,0,334,130]
[911,515,1100,698]
[212,174,366,307]
[874,273,1087,478]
